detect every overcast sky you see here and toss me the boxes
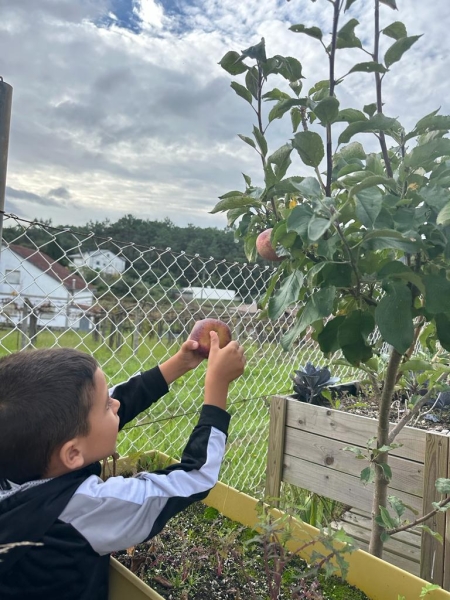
[1,0,449,229]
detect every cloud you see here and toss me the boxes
[1,0,449,230]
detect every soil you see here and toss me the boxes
[112,502,369,600]
[335,391,450,435]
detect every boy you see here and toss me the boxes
[0,331,246,599]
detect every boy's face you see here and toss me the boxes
[80,367,121,465]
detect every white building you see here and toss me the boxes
[0,244,95,330]
[181,286,237,302]
[69,249,126,276]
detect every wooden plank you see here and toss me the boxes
[421,433,449,586]
[343,509,421,546]
[283,454,423,514]
[284,427,424,497]
[281,396,430,461]
[265,396,287,504]
[332,524,421,576]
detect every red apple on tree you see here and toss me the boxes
[256,228,284,262]
[189,318,232,358]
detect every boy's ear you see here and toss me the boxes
[59,438,85,471]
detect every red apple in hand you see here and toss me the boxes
[189,318,232,358]
[256,228,284,262]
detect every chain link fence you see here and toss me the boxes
[0,213,358,496]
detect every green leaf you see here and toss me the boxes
[210,195,260,214]
[219,51,248,75]
[244,233,258,262]
[388,495,406,518]
[344,0,358,9]
[355,187,383,228]
[377,506,398,530]
[335,19,362,50]
[436,478,450,494]
[437,202,450,226]
[268,144,293,181]
[338,114,400,144]
[253,125,267,157]
[230,82,252,104]
[317,316,346,354]
[362,229,420,253]
[291,107,302,133]
[436,314,450,352]
[270,176,305,195]
[289,24,323,40]
[245,67,259,100]
[363,103,377,117]
[423,275,450,315]
[282,288,336,350]
[350,175,396,198]
[262,88,291,102]
[335,109,368,124]
[379,0,397,8]
[292,131,324,168]
[296,287,336,334]
[317,262,353,288]
[287,204,314,237]
[268,271,304,320]
[419,185,450,212]
[348,62,387,74]
[313,96,340,125]
[384,35,422,69]
[293,177,323,199]
[268,98,307,123]
[405,138,450,170]
[257,267,283,310]
[226,207,250,227]
[340,141,366,160]
[238,134,256,149]
[338,310,375,365]
[399,359,433,373]
[308,217,332,241]
[375,282,414,354]
[382,21,407,40]
[360,466,374,485]
[380,462,393,482]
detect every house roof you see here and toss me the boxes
[9,245,93,291]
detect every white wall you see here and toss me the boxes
[0,246,94,329]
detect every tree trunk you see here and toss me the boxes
[369,347,402,556]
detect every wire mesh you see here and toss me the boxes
[0,213,358,497]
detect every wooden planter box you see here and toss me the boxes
[108,451,450,600]
[265,395,450,589]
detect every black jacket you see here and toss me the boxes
[0,367,230,599]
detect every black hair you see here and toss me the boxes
[0,348,98,483]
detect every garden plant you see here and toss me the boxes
[214,0,450,558]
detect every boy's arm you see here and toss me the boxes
[58,333,246,554]
[112,339,204,428]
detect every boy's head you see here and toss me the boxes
[0,348,120,484]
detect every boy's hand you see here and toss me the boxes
[206,331,246,386]
[177,339,205,371]
[159,339,205,385]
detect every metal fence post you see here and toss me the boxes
[0,78,13,246]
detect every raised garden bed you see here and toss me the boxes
[107,452,450,600]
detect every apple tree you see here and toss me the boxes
[212,0,450,557]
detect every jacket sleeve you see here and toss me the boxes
[58,405,230,555]
[110,366,169,429]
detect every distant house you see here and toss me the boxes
[69,249,126,276]
[0,244,95,330]
[181,287,237,302]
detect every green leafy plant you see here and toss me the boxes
[248,501,355,600]
[291,362,340,404]
[215,0,450,558]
